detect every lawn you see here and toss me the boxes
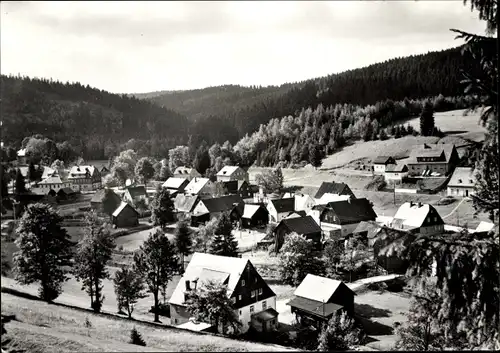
[1,293,293,352]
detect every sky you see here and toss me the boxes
[0,1,488,94]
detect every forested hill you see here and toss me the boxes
[139,45,479,142]
[0,75,190,159]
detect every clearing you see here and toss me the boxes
[1,292,292,352]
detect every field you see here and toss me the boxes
[1,293,293,352]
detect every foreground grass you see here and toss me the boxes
[1,293,293,352]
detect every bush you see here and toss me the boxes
[435,196,457,206]
[129,327,146,346]
[149,303,170,317]
[267,243,276,254]
[364,175,387,191]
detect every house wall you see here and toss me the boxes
[192,201,209,215]
[329,284,355,314]
[32,182,73,195]
[447,186,474,197]
[373,164,386,175]
[217,168,249,183]
[237,297,276,332]
[295,196,316,212]
[113,207,139,227]
[170,303,191,326]
[418,224,445,236]
[407,163,449,176]
[384,171,408,182]
[321,222,359,237]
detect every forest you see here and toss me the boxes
[0,44,480,161]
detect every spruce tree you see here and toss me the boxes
[27,162,36,182]
[14,168,26,195]
[420,101,435,136]
[174,221,192,273]
[209,212,238,257]
[129,327,146,346]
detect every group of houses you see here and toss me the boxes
[372,143,477,197]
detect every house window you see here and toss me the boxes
[241,280,245,287]
[250,305,255,314]
[258,288,263,295]
[262,301,267,310]
[238,295,242,301]
[254,277,257,283]
[251,290,256,298]
[232,297,236,304]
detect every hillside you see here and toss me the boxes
[139,45,480,142]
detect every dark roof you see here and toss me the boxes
[385,164,408,172]
[57,187,75,195]
[322,198,377,224]
[221,180,238,194]
[126,186,147,199]
[288,210,307,217]
[373,156,395,165]
[314,182,353,199]
[276,216,322,235]
[201,195,243,213]
[174,194,199,213]
[287,296,343,318]
[91,189,119,203]
[252,308,279,322]
[269,198,295,213]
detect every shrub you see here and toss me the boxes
[129,327,146,346]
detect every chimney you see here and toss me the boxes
[193,278,198,290]
[410,201,414,207]
[185,280,191,291]
[417,202,422,207]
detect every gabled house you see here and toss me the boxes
[123,185,148,206]
[287,274,355,329]
[273,216,323,251]
[112,202,139,228]
[266,198,295,223]
[56,187,76,201]
[17,148,27,165]
[216,166,249,183]
[184,177,215,197]
[68,165,102,191]
[372,156,396,175]
[284,193,316,213]
[407,143,459,176]
[221,180,251,199]
[447,167,476,197]
[190,194,244,226]
[169,253,278,333]
[240,204,269,228]
[309,198,377,240]
[173,194,200,221]
[91,189,122,216]
[384,164,409,184]
[390,201,444,236]
[314,182,356,200]
[173,167,201,181]
[31,174,73,195]
[162,177,189,195]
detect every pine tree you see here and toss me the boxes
[27,162,36,182]
[14,203,73,302]
[129,327,146,346]
[14,168,26,195]
[174,221,192,273]
[394,125,402,139]
[209,212,238,257]
[379,129,388,141]
[420,101,435,136]
[317,311,364,351]
[309,144,323,169]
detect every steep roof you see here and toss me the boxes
[242,204,267,219]
[169,253,251,306]
[392,202,439,228]
[38,175,64,185]
[217,166,242,176]
[293,274,354,303]
[314,182,353,199]
[199,195,243,214]
[269,198,295,213]
[316,193,351,205]
[174,194,199,213]
[57,187,75,195]
[277,215,322,235]
[373,156,395,165]
[162,177,188,189]
[385,164,408,173]
[125,185,147,199]
[321,198,377,224]
[475,221,495,233]
[112,201,138,217]
[184,178,211,194]
[448,167,476,188]
[68,165,97,178]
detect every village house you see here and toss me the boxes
[169,253,279,333]
[68,165,102,191]
[221,180,251,199]
[173,194,200,221]
[90,189,122,216]
[287,274,355,330]
[216,166,249,183]
[266,198,295,223]
[16,148,27,165]
[56,187,77,201]
[190,194,244,226]
[162,177,189,196]
[308,198,377,240]
[384,164,409,184]
[240,204,269,228]
[447,167,476,197]
[273,215,323,251]
[314,182,356,201]
[407,143,459,177]
[283,193,316,213]
[390,201,444,236]
[184,177,215,197]
[123,185,148,206]
[31,174,73,195]
[173,166,201,181]
[112,201,139,228]
[372,156,396,175]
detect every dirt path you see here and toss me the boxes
[441,197,468,220]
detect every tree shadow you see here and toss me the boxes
[282,185,304,194]
[356,316,394,336]
[355,303,391,318]
[445,130,467,135]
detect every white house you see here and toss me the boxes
[372,156,396,175]
[173,167,201,181]
[384,164,409,184]
[390,201,444,236]
[68,165,102,191]
[216,166,249,183]
[162,177,189,195]
[266,198,295,223]
[183,177,215,197]
[169,253,278,333]
[447,167,476,197]
[283,193,316,213]
[31,174,73,195]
